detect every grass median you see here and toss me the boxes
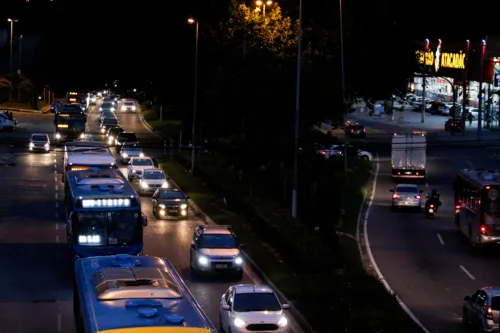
[144,107,424,332]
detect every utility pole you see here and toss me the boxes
[478,38,487,139]
[187,18,199,175]
[339,0,347,175]
[291,0,303,219]
[422,39,429,123]
[461,40,470,135]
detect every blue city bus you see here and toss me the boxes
[64,168,148,259]
[73,254,218,333]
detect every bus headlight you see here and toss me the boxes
[78,235,101,244]
[110,107,115,112]
[162,182,169,188]
[180,204,187,209]
[29,142,34,148]
[198,256,209,265]
[55,133,61,139]
[234,257,243,265]
[140,182,148,188]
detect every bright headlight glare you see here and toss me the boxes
[132,106,136,110]
[235,257,243,265]
[139,152,144,157]
[101,128,105,133]
[180,204,187,209]
[121,106,126,111]
[162,182,169,188]
[198,256,209,265]
[55,133,61,139]
[140,182,148,188]
[44,143,49,148]
[122,153,128,158]
[29,142,34,148]
[278,316,288,327]
[108,136,114,142]
[99,107,102,111]
[159,204,165,208]
[233,318,246,328]
[110,107,115,111]
[80,133,85,139]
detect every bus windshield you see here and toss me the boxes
[72,211,142,245]
[482,186,500,218]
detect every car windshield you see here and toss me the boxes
[72,211,141,245]
[124,102,135,106]
[103,118,118,125]
[144,171,165,179]
[157,190,184,199]
[101,102,114,108]
[482,186,500,218]
[32,135,47,141]
[396,186,418,193]
[199,234,237,249]
[132,158,153,166]
[120,133,137,141]
[233,293,282,312]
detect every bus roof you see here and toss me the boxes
[74,255,216,333]
[66,169,136,198]
[458,168,500,187]
[66,151,115,167]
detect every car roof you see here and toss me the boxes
[144,169,163,173]
[233,284,274,294]
[131,156,151,160]
[31,133,48,137]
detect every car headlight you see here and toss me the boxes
[139,152,144,157]
[131,106,136,111]
[44,143,49,148]
[29,142,34,148]
[100,127,105,133]
[233,318,246,328]
[121,106,126,111]
[198,256,209,265]
[55,133,61,139]
[180,203,187,209]
[131,169,136,173]
[110,107,115,111]
[159,204,166,208]
[140,182,148,188]
[99,107,102,111]
[162,182,169,188]
[80,133,85,139]
[78,235,101,244]
[122,153,128,158]
[234,256,243,265]
[108,136,114,142]
[277,316,288,327]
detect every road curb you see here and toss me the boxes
[138,110,167,139]
[355,154,430,333]
[143,109,315,333]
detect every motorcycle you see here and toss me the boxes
[426,203,436,218]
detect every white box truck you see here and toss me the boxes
[391,132,426,180]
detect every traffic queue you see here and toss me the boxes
[36,91,293,333]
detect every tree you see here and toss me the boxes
[17,76,34,93]
[0,77,12,91]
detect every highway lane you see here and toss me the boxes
[0,111,55,145]
[87,101,304,332]
[361,119,500,332]
[0,142,72,332]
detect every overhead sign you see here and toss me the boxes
[81,198,131,208]
[417,50,466,71]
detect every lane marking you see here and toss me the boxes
[55,193,58,199]
[55,185,58,191]
[57,313,62,332]
[53,158,56,163]
[55,202,58,208]
[360,153,431,333]
[53,170,57,174]
[55,235,60,243]
[437,233,445,245]
[459,265,476,280]
[55,223,59,230]
[54,177,57,182]
[55,212,59,219]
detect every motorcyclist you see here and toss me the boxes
[425,189,441,212]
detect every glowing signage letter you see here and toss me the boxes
[81,198,131,208]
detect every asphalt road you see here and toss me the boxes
[361,119,500,333]
[0,102,304,332]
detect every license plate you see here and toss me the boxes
[216,264,228,269]
[405,171,411,174]
[170,209,178,213]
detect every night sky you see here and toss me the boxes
[1,0,499,93]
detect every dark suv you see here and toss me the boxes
[106,126,124,146]
[189,225,244,279]
[115,132,138,151]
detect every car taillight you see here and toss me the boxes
[429,204,434,208]
[487,306,493,319]
[321,151,326,155]
[351,129,354,133]
[392,194,399,199]
[363,129,366,132]
[480,225,487,234]
[416,195,421,199]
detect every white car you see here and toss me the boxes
[120,101,136,112]
[139,169,169,195]
[219,284,290,333]
[319,144,373,160]
[127,157,155,180]
[29,133,50,152]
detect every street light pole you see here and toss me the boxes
[339,0,347,175]
[8,18,18,101]
[256,0,273,16]
[188,18,199,175]
[18,35,23,101]
[422,39,429,123]
[291,0,302,219]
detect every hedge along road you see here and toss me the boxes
[86,100,307,333]
[359,115,500,333]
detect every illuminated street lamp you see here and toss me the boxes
[187,18,199,175]
[256,0,273,15]
[7,18,18,101]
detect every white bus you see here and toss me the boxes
[63,141,117,182]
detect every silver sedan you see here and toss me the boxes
[390,184,423,210]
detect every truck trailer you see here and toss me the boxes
[391,132,426,180]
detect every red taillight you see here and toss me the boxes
[455,205,460,209]
[429,204,434,208]
[480,225,487,234]
[397,172,401,175]
[351,129,354,133]
[392,194,399,199]
[416,172,419,175]
[416,195,421,199]
[487,306,493,319]
[321,151,326,155]
[363,129,366,132]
